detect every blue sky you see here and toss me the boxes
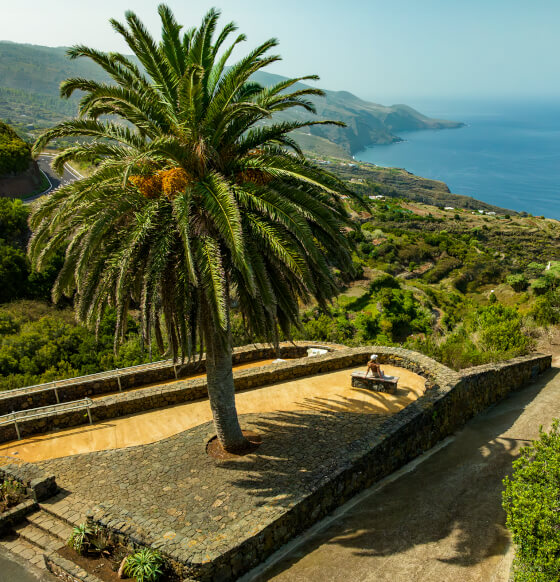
[2,0,559,104]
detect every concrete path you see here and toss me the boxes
[250,360,560,582]
[0,546,54,582]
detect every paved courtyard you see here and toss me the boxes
[29,365,425,573]
[2,365,423,462]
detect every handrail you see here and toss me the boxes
[0,398,94,440]
[0,359,172,397]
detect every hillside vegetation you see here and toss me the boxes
[0,41,462,155]
[1,166,558,390]
[0,120,31,175]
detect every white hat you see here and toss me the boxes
[370,354,378,361]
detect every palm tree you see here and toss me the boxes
[29,5,361,452]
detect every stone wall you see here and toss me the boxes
[0,345,402,443]
[86,348,551,581]
[0,342,341,417]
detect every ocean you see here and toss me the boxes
[355,99,560,219]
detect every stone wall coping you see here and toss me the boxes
[458,353,552,377]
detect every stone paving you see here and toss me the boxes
[36,365,425,580]
[38,408,399,552]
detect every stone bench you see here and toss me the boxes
[351,371,398,394]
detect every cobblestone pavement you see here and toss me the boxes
[37,372,424,569]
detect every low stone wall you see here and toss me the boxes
[0,461,58,502]
[0,345,420,443]
[0,342,342,416]
[84,348,551,581]
[0,499,36,535]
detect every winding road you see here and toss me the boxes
[24,154,82,203]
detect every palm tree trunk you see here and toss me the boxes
[205,325,249,453]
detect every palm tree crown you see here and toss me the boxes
[29,5,361,451]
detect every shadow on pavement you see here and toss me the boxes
[241,366,559,580]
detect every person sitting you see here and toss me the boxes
[366,354,382,378]
[365,354,398,382]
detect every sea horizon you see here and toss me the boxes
[355,98,560,219]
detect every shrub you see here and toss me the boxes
[67,523,99,555]
[531,278,550,296]
[530,292,560,326]
[503,420,560,581]
[0,478,25,509]
[124,548,164,582]
[507,274,529,292]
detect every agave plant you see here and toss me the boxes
[30,5,362,452]
[124,548,164,582]
[67,522,99,555]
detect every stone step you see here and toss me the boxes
[26,509,73,543]
[38,491,89,527]
[14,521,64,553]
[0,533,47,570]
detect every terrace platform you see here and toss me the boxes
[26,362,425,580]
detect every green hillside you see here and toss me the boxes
[0,120,31,175]
[0,41,463,155]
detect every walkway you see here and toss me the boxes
[248,360,560,582]
[0,365,424,462]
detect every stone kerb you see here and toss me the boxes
[83,349,549,581]
[44,551,104,582]
[0,341,343,416]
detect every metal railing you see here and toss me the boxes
[0,398,94,440]
[0,359,172,398]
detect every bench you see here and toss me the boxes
[351,371,398,394]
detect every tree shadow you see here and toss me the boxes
[227,365,559,578]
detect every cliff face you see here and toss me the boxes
[251,72,464,155]
[0,160,45,198]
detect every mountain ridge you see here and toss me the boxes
[0,40,463,156]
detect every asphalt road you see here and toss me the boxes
[247,360,560,582]
[26,154,81,202]
[0,546,54,582]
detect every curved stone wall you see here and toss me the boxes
[0,345,449,443]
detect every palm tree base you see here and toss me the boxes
[206,430,262,459]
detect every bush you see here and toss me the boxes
[507,274,529,292]
[530,292,560,326]
[503,420,560,581]
[531,278,550,296]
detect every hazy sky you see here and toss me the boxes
[2,0,559,104]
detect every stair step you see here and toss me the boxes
[0,534,46,570]
[26,509,73,543]
[14,521,64,553]
[38,492,89,526]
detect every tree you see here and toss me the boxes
[29,5,360,452]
